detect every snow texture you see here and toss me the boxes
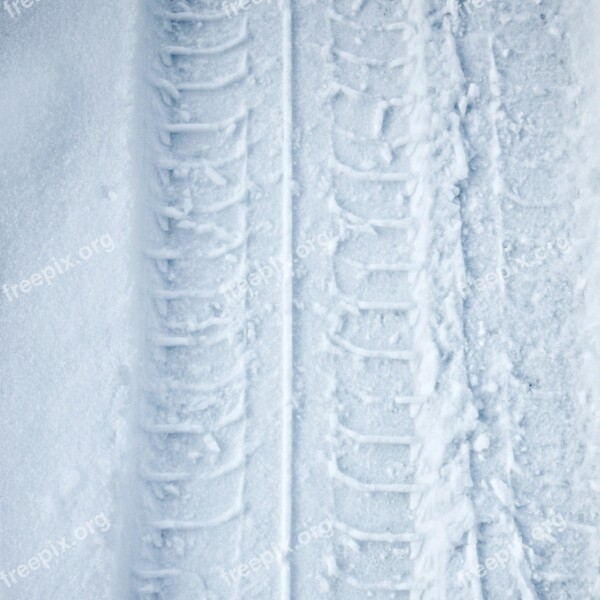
[0,0,599,599]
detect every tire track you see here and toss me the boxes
[490,4,594,596]
[287,1,468,598]
[136,2,281,597]
[324,1,426,595]
[456,1,598,598]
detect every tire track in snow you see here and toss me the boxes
[323,2,427,596]
[136,2,278,597]
[285,0,474,597]
[490,4,596,597]
[455,1,599,598]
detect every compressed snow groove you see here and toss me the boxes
[135,2,251,597]
[280,2,294,599]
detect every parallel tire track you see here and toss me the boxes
[132,1,598,599]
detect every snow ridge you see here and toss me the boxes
[408,2,482,598]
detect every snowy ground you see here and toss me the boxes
[0,0,599,599]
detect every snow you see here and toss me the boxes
[0,0,599,598]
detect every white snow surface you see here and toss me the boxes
[0,0,599,599]
[0,1,137,598]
